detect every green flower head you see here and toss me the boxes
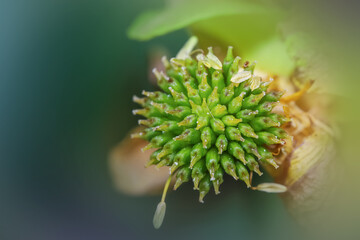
[132,37,289,228]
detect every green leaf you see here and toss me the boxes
[128,0,295,76]
[189,13,294,76]
[128,0,274,40]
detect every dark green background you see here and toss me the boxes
[1,0,359,239]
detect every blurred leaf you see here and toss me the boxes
[128,0,273,40]
[128,0,294,76]
[189,12,294,76]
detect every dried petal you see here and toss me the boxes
[109,127,170,195]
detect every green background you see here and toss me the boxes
[1,0,359,239]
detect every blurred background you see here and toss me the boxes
[1,0,359,239]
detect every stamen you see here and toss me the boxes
[153,175,172,229]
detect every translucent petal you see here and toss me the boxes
[205,47,222,70]
[250,76,261,90]
[230,70,252,84]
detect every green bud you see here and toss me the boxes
[240,138,261,159]
[167,77,185,93]
[196,115,210,130]
[207,87,220,109]
[228,92,246,114]
[220,83,235,105]
[184,76,199,90]
[162,56,171,70]
[255,101,277,115]
[206,148,220,180]
[185,57,198,77]
[198,174,211,203]
[211,70,225,92]
[192,160,207,190]
[133,95,151,108]
[190,143,207,168]
[156,153,175,168]
[146,149,162,167]
[189,99,203,115]
[225,127,245,142]
[252,81,271,95]
[245,154,263,176]
[226,56,241,85]
[267,127,288,139]
[198,74,212,99]
[222,115,242,126]
[268,113,290,125]
[142,90,174,105]
[212,168,224,194]
[132,107,161,118]
[131,127,160,141]
[165,67,180,82]
[242,92,266,109]
[178,114,197,128]
[170,146,192,174]
[211,104,228,118]
[222,46,234,76]
[220,153,238,180]
[138,117,164,127]
[228,141,246,165]
[256,132,285,145]
[173,128,201,144]
[210,118,225,134]
[235,109,258,122]
[184,82,201,105]
[166,106,192,119]
[215,134,228,154]
[176,64,191,83]
[238,123,258,138]
[142,133,173,151]
[153,69,171,93]
[153,121,183,134]
[169,87,190,107]
[258,146,279,169]
[250,116,280,131]
[174,166,192,190]
[150,102,173,116]
[261,91,284,102]
[236,79,251,96]
[196,61,208,84]
[157,139,186,160]
[157,69,184,94]
[235,161,251,188]
[201,126,216,149]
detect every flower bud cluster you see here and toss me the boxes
[133,45,289,202]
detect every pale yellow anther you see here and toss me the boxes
[252,183,287,193]
[176,36,198,60]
